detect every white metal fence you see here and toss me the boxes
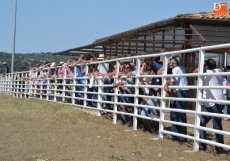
[1,43,230,152]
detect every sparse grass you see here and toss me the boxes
[0,94,229,161]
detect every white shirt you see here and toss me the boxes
[97,63,109,74]
[171,66,188,91]
[203,69,225,107]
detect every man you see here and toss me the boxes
[199,59,225,154]
[2,62,9,75]
[164,56,189,143]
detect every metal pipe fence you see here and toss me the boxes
[1,43,230,152]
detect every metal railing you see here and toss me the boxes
[1,43,230,152]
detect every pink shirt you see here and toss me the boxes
[57,67,70,78]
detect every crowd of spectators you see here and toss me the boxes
[4,54,229,154]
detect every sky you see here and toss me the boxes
[0,0,229,54]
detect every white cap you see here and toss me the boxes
[59,61,64,65]
[97,54,104,60]
[50,62,56,67]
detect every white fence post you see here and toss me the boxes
[158,54,168,139]
[193,49,205,151]
[133,57,140,130]
[113,60,120,124]
[97,74,103,116]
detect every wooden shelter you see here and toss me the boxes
[54,11,230,70]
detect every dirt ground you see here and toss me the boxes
[0,94,229,161]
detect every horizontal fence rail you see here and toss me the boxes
[1,43,230,152]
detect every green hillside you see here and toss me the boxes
[0,52,69,73]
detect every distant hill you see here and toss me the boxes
[0,52,69,73]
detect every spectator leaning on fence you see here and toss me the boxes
[164,56,189,143]
[100,62,117,110]
[68,54,90,105]
[33,63,41,96]
[199,59,225,154]
[87,64,99,107]
[56,61,70,100]
[49,62,57,79]
[97,60,112,110]
[41,61,51,96]
[2,62,9,75]
[29,67,37,95]
[48,62,57,97]
[138,61,160,132]
[112,62,136,125]
[66,58,76,78]
[115,63,136,103]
